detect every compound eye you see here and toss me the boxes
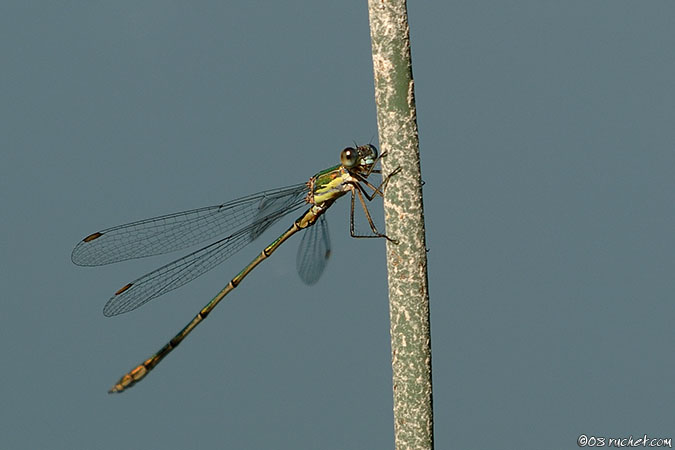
[366,144,378,160]
[340,147,358,168]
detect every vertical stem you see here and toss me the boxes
[367,1,433,449]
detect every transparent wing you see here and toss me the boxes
[296,214,331,285]
[72,184,309,266]
[103,199,309,316]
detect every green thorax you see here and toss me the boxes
[307,164,353,206]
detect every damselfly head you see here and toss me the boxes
[340,144,378,174]
[358,144,378,165]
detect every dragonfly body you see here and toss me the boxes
[108,205,324,393]
[72,145,395,393]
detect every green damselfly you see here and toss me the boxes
[72,145,398,393]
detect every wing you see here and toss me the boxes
[72,183,309,266]
[296,214,331,285]
[102,198,309,316]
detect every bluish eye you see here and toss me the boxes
[340,147,358,168]
[366,144,378,160]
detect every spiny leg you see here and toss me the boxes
[353,166,401,200]
[349,185,397,243]
[351,147,399,199]
[359,149,390,186]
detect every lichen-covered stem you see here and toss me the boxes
[367,1,434,449]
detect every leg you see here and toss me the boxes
[353,166,401,201]
[349,185,398,243]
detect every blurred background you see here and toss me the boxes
[1,1,673,449]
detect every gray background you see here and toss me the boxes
[2,1,673,449]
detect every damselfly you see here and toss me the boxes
[72,144,398,393]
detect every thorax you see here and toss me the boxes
[305,165,355,206]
